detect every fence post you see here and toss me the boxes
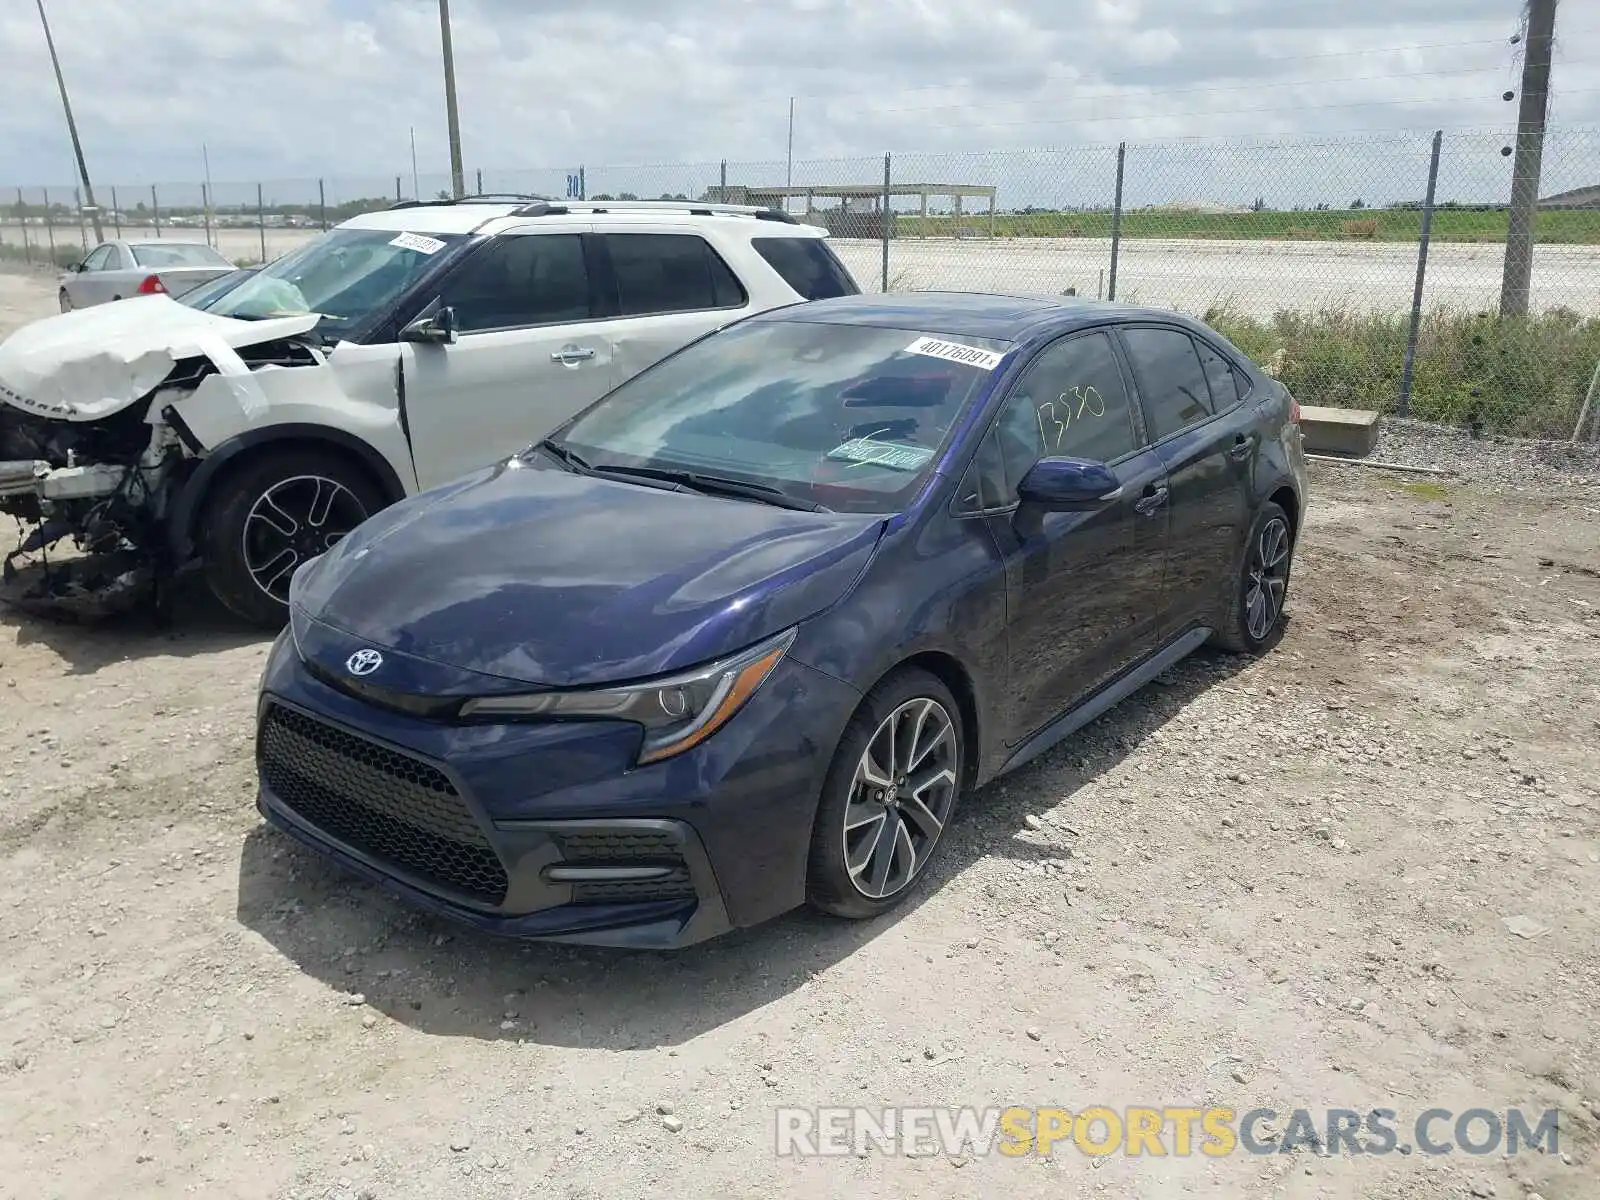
[396,176,402,202]
[74,186,88,252]
[719,159,727,200]
[17,189,31,264]
[579,165,586,201]
[1107,141,1126,302]
[880,152,892,293]
[152,184,161,237]
[111,186,121,237]
[1399,131,1443,420]
[476,168,484,194]
[43,187,56,259]
[202,182,213,248]
[318,179,327,231]
[257,182,267,263]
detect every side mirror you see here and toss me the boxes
[401,304,459,345]
[71,261,87,273]
[1016,457,1122,511]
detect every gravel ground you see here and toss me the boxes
[1,267,1599,1200]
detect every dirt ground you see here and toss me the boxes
[1,266,1598,1199]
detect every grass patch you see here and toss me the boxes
[0,239,81,270]
[1399,480,1455,501]
[1206,302,1600,439]
[896,206,1600,245]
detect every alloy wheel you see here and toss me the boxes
[1244,517,1291,642]
[843,697,959,900]
[242,474,368,602]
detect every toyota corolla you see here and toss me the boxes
[255,292,1307,947]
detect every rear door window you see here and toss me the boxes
[751,236,860,300]
[1195,337,1246,409]
[1120,326,1215,443]
[605,233,747,316]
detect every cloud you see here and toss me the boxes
[0,0,1594,197]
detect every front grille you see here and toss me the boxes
[557,830,697,905]
[259,704,509,905]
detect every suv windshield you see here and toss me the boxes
[553,319,1011,514]
[195,228,463,328]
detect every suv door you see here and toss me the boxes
[400,227,612,489]
[1117,324,1254,638]
[985,329,1170,741]
[592,228,753,389]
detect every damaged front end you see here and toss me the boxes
[0,298,323,620]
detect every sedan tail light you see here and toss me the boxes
[135,274,168,295]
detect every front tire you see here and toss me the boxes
[200,449,385,629]
[807,668,964,920]
[58,289,72,313]
[1211,501,1295,655]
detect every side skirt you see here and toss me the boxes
[998,626,1213,777]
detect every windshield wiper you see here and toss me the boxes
[535,440,593,474]
[592,464,825,512]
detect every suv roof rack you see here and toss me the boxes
[505,199,799,224]
[388,193,554,211]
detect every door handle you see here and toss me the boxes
[1134,485,1169,516]
[1228,435,1256,462]
[551,346,596,365]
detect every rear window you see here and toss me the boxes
[751,236,860,300]
[131,243,230,268]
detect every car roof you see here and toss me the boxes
[340,200,829,238]
[761,291,1186,342]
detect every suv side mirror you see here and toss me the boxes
[1016,457,1122,511]
[401,304,459,345]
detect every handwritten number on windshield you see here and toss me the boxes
[1035,385,1107,452]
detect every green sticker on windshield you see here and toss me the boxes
[826,438,936,472]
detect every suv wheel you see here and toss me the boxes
[807,668,964,920]
[1212,500,1295,655]
[201,449,384,628]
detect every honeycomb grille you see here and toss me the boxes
[558,831,684,861]
[571,868,697,905]
[558,831,696,905]
[259,704,508,905]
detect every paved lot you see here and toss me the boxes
[1,269,1598,1199]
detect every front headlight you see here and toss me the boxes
[459,628,796,764]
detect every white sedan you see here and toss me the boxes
[58,239,238,311]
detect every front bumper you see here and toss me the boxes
[253,626,861,949]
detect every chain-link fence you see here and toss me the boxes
[4,127,1598,438]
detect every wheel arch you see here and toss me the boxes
[1267,482,1300,535]
[168,425,406,561]
[876,649,984,794]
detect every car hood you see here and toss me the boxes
[293,459,885,688]
[0,294,318,422]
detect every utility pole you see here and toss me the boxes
[786,97,795,191]
[35,0,103,243]
[439,0,466,198]
[1499,0,1558,317]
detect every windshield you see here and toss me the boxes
[196,228,464,327]
[131,242,231,268]
[554,319,1011,514]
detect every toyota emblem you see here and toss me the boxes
[346,648,384,676]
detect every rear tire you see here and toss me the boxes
[806,668,965,920]
[1211,501,1295,655]
[200,449,386,629]
[58,289,72,313]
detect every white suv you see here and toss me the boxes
[0,197,860,625]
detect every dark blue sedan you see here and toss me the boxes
[256,292,1307,947]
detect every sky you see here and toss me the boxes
[1,0,1598,207]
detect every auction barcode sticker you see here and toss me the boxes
[390,232,447,255]
[904,336,1004,371]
